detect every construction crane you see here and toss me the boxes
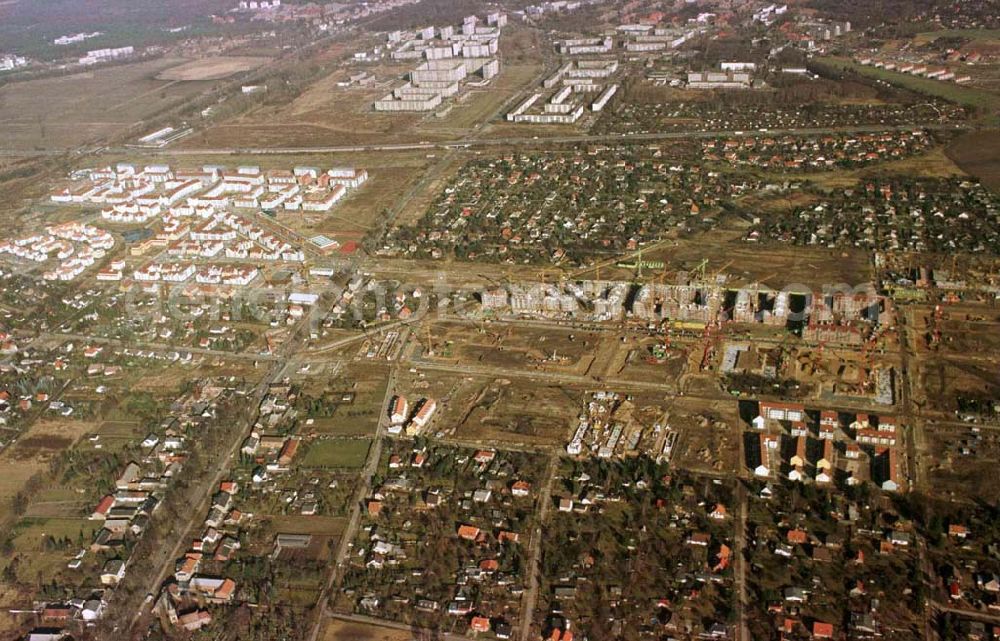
[756,272,777,287]
[423,325,435,356]
[690,258,709,283]
[617,248,666,280]
[713,259,734,283]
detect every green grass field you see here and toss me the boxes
[300,439,371,469]
[4,517,102,584]
[307,417,375,437]
[814,56,998,115]
[914,29,1000,45]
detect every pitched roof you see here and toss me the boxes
[812,621,834,638]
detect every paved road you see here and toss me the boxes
[305,354,401,641]
[895,307,923,493]
[122,314,312,636]
[518,453,559,641]
[933,602,1000,625]
[733,482,750,641]
[110,122,964,157]
[41,331,283,362]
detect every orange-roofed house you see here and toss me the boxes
[812,622,834,638]
[511,480,531,497]
[458,525,481,541]
[479,559,499,572]
[498,530,520,544]
[368,500,383,517]
[178,610,212,632]
[277,438,300,466]
[470,616,491,633]
[215,578,237,602]
[787,529,808,545]
[714,544,732,572]
[175,556,200,582]
[219,481,238,494]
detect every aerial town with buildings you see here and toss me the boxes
[0,0,1000,640]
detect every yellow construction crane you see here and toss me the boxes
[690,258,709,283]
[713,259,734,283]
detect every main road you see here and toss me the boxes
[120,311,314,637]
[118,122,964,157]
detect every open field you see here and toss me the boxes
[0,58,214,151]
[183,22,547,148]
[394,366,580,447]
[444,378,578,446]
[385,154,465,227]
[946,128,1000,191]
[578,229,873,291]
[300,438,372,469]
[156,56,271,81]
[424,320,604,377]
[306,418,375,437]
[296,362,389,437]
[814,56,998,115]
[179,54,437,149]
[123,363,259,394]
[665,396,742,474]
[309,158,434,240]
[605,335,689,386]
[321,619,417,641]
[917,355,1000,414]
[913,29,1000,45]
[477,118,584,140]
[0,419,94,521]
[784,145,968,190]
[925,422,1000,503]
[3,517,102,585]
[266,514,348,537]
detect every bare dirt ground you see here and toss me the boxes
[946,129,1000,192]
[321,619,416,641]
[0,58,209,150]
[580,228,873,291]
[156,56,271,81]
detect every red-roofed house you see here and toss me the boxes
[91,495,115,520]
[470,616,491,633]
[473,450,496,464]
